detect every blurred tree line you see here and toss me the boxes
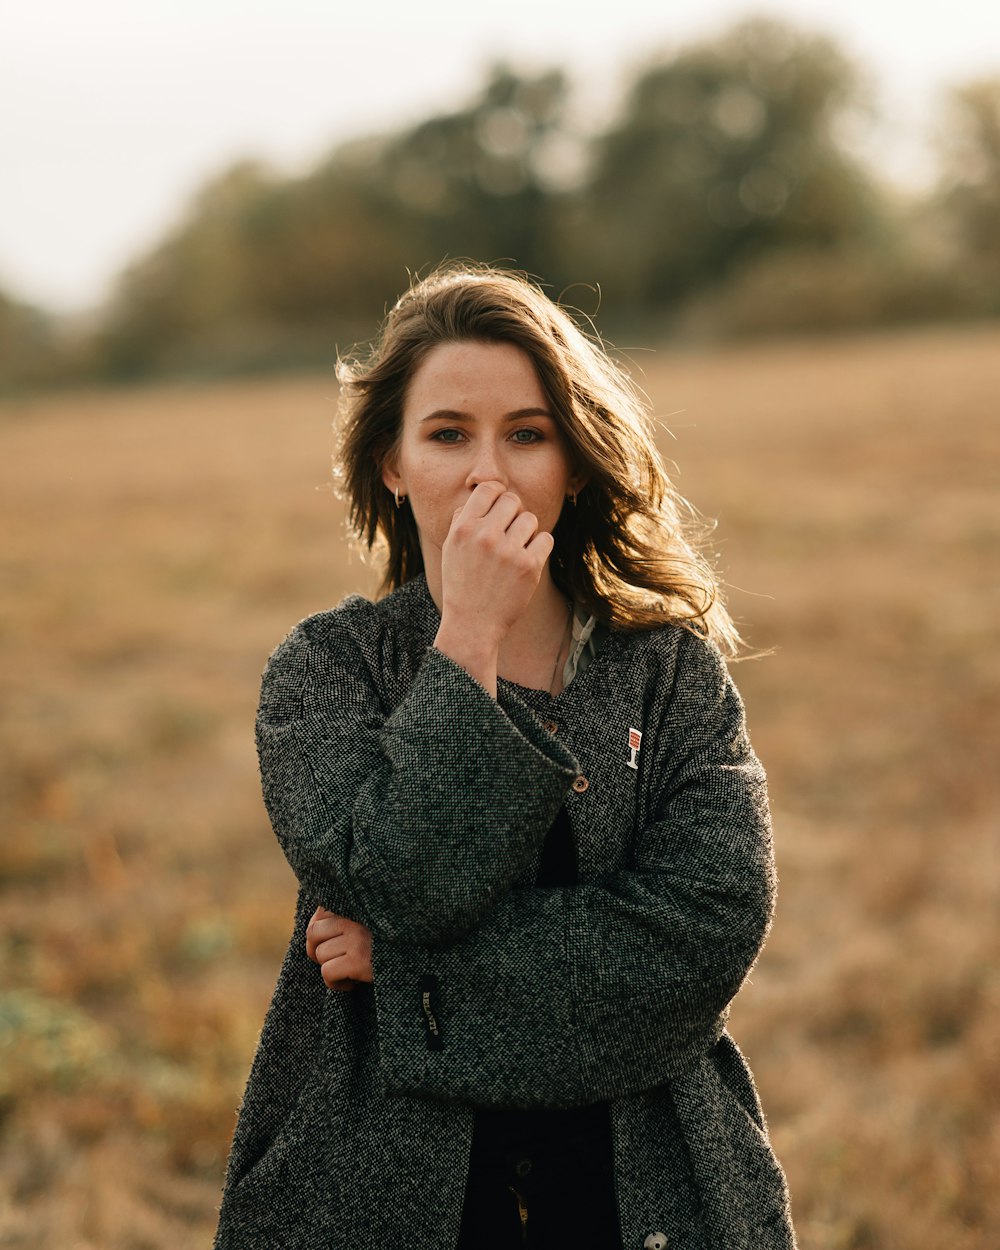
[2,18,1000,387]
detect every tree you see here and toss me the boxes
[98,162,275,376]
[94,66,580,377]
[574,18,884,314]
[234,64,579,336]
[936,77,1000,307]
[0,285,59,389]
[372,64,576,282]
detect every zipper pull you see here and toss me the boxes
[507,1186,529,1244]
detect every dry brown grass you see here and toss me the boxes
[1,324,997,1248]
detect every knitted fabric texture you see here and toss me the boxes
[214,575,796,1250]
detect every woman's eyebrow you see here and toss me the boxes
[419,407,554,423]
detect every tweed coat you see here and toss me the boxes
[214,574,796,1250]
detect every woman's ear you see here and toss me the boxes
[379,445,402,495]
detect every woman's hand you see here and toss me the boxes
[434,481,553,692]
[305,906,374,991]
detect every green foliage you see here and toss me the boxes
[372,65,575,281]
[0,286,60,391]
[97,161,277,377]
[94,66,579,377]
[0,990,113,1097]
[10,20,999,386]
[575,18,885,311]
[674,243,983,339]
[936,78,1000,310]
[234,149,414,326]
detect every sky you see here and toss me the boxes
[3,0,999,314]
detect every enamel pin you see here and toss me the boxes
[627,726,642,770]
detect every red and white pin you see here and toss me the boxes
[627,726,642,770]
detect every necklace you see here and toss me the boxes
[548,600,574,696]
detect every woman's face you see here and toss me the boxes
[382,339,585,582]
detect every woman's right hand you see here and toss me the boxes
[433,481,552,691]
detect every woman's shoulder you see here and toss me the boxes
[261,598,373,677]
[599,616,737,706]
[262,577,439,688]
[277,577,434,646]
[287,592,379,645]
[610,614,727,665]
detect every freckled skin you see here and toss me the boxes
[382,339,587,696]
[382,339,583,582]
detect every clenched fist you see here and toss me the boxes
[305,906,374,991]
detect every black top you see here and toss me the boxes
[467,806,612,1168]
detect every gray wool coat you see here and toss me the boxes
[214,574,797,1250]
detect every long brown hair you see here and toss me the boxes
[336,263,740,654]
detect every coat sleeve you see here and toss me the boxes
[370,632,776,1106]
[255,610,580,946]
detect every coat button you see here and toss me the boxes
[514,1157,532,1178]
[543,720,558,734]
[643,1235,668,1250]
[571,775,589,793]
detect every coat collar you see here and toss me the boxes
[383,574,635,716]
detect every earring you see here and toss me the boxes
[394,486,406,509]
[568,489,577,506]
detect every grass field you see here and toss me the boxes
[1,323,997,1248]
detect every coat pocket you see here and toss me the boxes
[216,1065,350,1249]
[670,1051,794,1250]
[215,988,359,1246]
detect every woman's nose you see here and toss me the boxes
[465,442,507,490]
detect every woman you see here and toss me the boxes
[214,266,796,1250]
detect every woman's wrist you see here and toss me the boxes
[432,623,499,698]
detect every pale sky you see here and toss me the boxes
[3,0,999,313]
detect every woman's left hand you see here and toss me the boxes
[305,906,374,991]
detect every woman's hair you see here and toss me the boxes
[336,263,740,654]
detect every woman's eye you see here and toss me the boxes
[510,428,542,444]
[430,428,464,443]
